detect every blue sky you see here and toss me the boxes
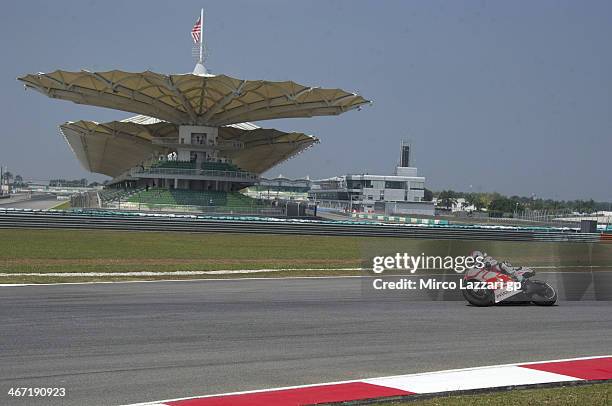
[1,0,610,200]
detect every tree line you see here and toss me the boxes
[0,172,24,186]
[0,172,103,188]
[425,189,608,215]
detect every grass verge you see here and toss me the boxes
[375,382,611,406]
[0,228,610,283]
[50,200,71,210]
[0,229,363,283]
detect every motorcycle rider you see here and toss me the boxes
[469,250,534,282]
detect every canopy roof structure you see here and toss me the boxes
[59,116,318,177]
[19,70,370,126]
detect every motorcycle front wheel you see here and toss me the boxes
[530,280,557,306]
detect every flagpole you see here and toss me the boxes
[199,8,204,64]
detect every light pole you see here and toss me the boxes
[514,201,521,220]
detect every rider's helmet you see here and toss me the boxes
[469,250,491,269]
[469,250,484,259]
[470,250,498,269]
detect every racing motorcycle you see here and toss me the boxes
[462,258,557,307]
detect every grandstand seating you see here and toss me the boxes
[150,161,245,173]
[201,162,242,172]
[151,161,196,170]
[127,188,263,208]
[98,188,135,203]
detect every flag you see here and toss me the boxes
[191,17,202,44]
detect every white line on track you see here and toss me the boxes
[0,265,608,278]
[0,268,362,277]
[0,268,609,287]
[0,275,366,287]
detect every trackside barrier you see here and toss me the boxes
[351,213,449,225]
[0,208,603,243]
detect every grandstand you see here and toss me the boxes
[151,161,197,170]
[245,176,311,201]
[98,189,135,204]
[148,160,246,172]
[127,188,262,208]
[19,15,369,213]
[200,162,242,172]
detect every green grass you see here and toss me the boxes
[0,229,364,283]
[0,228,610,283]
[377,382,611,406]
[0,229,361,261]
[50,200,71,210]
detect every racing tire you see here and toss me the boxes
[530,280,557,306]
[462,279,495,307]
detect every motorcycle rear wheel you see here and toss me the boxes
[462,279,495,306]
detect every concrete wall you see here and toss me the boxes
[385,201,435,216]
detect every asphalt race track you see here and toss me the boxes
[0,194,59,210]
[1,277,610,406]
